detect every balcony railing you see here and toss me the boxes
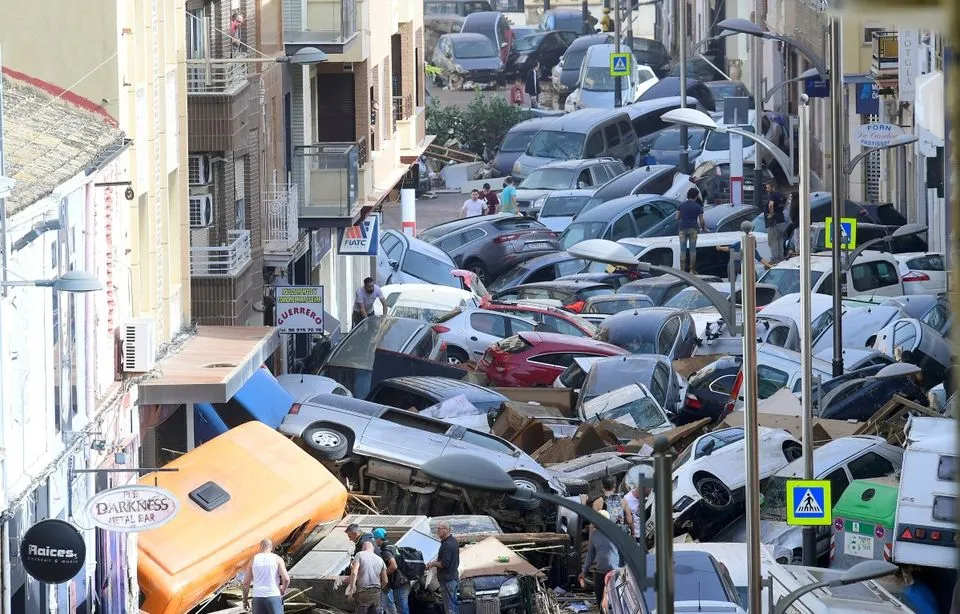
[186,53,250,95]
[264,181,300,253]
[393,94,413,121]
[304,0,358,43]
[191,230,252,277]
[298,139,368,218]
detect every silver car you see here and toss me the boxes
[434,307,537,365]
[279,394,568,501]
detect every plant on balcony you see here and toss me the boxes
[426,90,523,156]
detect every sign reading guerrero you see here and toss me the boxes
[275,286,325,333]
[85,485,179,532]
[20,519,86,583]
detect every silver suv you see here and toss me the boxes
[514,158,627,216]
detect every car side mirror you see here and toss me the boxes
[701,439,716,456]
[389,260,400,270]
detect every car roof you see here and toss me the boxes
[573,194,664,221]
[517,330,627,353]
[462,11,500,25]
[540,108,632,132]
[594,166,676,197]
[773,250,895,272]
[375,376,508,401]
[619,230,752,248]
[776,436,892,478]
[586,293,650,303]
[584,44,618,66]
[591,353,669,373]
[515,279,613,291]
[623,96,702,118]
[510,251,582,270]
[419,212,515,238]
[703,204,757,222]
[567,33,615,50]
[602,307,684,326]
[507,116,560,133]
[391,230,456,261]
[539,158,608,170]
[445,32,493,43]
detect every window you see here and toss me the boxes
[933,495,956,522]
[631,204,666,231]
[636,172,676,196]
[817,273,834,296]
[526,130,586,160]
[371,386,433,411]
[585,132,604,157]
[650,362,670,408]
[657,317,680,354]
[937,456,956,481]
[471,312,508,337]
[410,331,439,358]
[824,468,850,506]
[402,251,455,286]
[717,212,753,232]
[541,315,586,336]
[766,325,791,347]
[576,169,594,188]
[381,233,403,259]
[756,365,789,398]
[609,214,635,241]
[381,409,451,434]
[525,266,556,283]
[508,317,536,335]
[438,233,466,252]
[460,430,515,455]
[641,247,673,268]
[604,124,621,147]
[851,260,899,291]
[234,156,246,229]
[530,352,577,367]
[921,303,950,333]
[187,7,206,59]
[709,374,736,394]
[520,287,552,300]
[590,165,612,185]
[906,254,945,271]
[618,120,635,138]
[847,452,897,480]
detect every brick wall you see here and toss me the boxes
[371,66,380,150]
[399,23,415,109]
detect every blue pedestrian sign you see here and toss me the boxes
[785,479,832,526]
[824,216,858,250]
[610,53,630,77]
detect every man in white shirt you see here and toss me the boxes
[461,189,486,218]
[242,538,289,614]
[354,277,388,327]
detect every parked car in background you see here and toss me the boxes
[277,374,352,400]
[476,331,629,387]
[378,230,461,287]
[553,356,606,390]
[612,202,760,241]
[626,37,671,77]
[487,251,589,293]
[366,376,508,414]
[461,11,513,64]
[555,269,643,290]
[514,158,626,216]
[678,355,743,425]
[509,25,536,40]
[640,126,708,168]
[617,275,722,306]
[504,30,577,80]
[758,252,905,298]
[538,8,588,33]
[894,252,947,294]
[667,57,726,82]
[551,33,615,101]
[492,279,616,312]
[424,0,491,17]
[576,354,685,417]
[565,44,657,110]
[622,96,710,141]
[872,317,953,388]
[492,117,556,177]
[558,195,680,249]
[638,77,717,111]
[480,299,599,337]
[580,165,690,214]
[693,161,774,206]
[817,363,929,420]
[320,316,448,399]
[431,33,503,87]
[423,213,560,283]
[801,222,929,255]
[595,307,698,360]
[536,189,596,232]
[579,294,655,325]
[704,80,754,114]
[434,307,536,364]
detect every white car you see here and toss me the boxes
[647,426,801,539]
[564,45,658,112]
[373,284,479,320]
[536,189,596,233]
[894,252,947,294]
[276,374,352,400]
[433,307,536,365]
[758,251,905,299]
[579,383,673,435]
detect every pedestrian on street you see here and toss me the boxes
[348,541,389,614]
[461,189,487,217]
[353,278,388,328]
[481,183,499,214]
[426,520,460,614]
[241,538,289,614]
[676,187,706,274]
[525,61,540,109]
[715,239,772,281]
[598,7,612,32]
[579,511,619,608]
[591,476,634,536]
[765,179,787,263]
[500,177,518,215]
[510,76,525,106]
[374,528,413,614]
[623,468,652,542]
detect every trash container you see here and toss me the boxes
[830,477,899,570]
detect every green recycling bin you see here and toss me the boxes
[830,477,899,569]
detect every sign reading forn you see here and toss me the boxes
[86,485,179,533]
[275,286,325,334]
[855,123,905,149]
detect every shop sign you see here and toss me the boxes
[337,213,380,256]
[855,123,904,148]
[86,485,179,532]
[20,519,86,583]
[275,285,325,333]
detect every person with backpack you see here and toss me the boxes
[591,476,634,537]
[374,528,413,614]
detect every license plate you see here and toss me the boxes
[525,242,552,250]
[843,534,875,559]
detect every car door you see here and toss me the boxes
[848,259,903,297]
[605,213,637,241]
[649,361,672,410]
[378,231,405,283]
[467,311,533,358]
[360,408,453,465]
[446,427,521,471]
[590,164,612,186]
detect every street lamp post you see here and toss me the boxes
[678,0,689,173]
[829,16,845,377]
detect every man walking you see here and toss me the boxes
[353,278,388,327]
[242,539,289,614]
[765,179,787,263]
[622,467,653,542]
[591,476,633,537]
[374,528,413,614]
[426,520,460,614]
[525,61,540,109]
[677,187,706,273]
[578,511,620,608]
[481,183,499,215]
[461,189,487,218]
[500,177,518,215]
[349,541,389,614]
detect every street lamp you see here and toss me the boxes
[763,67,821,105]
[842,223,927,268]
[716,18,828,78]
[0,270,102,293]
[769,560,898,614]
[195,46,329,65]
[844,134,919,175]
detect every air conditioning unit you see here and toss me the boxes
[342,63,355,73]
[122,318,157,373]
[189,194,214,228]
[188,154,213,186]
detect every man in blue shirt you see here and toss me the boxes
[716,240,771,281]
[676,188,706,273]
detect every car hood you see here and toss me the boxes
[456,56,502,71]
[559,67,581,89]
[514,188,555,201]
[492,150,524,176]
[540,216,575,232]
[513,155,561,178]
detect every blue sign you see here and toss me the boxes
[610,53,630,77]
[786,479,832,526]
[337,213,380,256]
[855,82,880,116]
[803,77,830,98]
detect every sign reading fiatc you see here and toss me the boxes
[275,286,325,334]
[86,485,179,532]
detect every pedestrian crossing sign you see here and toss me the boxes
[610,53,630,77]
[785,479,832,526]
[824,216,858,250]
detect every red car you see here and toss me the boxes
[478,299,598,338]
[476,331,630,387]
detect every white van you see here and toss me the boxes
[759,251,905,298]
[618,231,771,280]
[893,416,958,569]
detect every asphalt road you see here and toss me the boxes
[380,191,466,232]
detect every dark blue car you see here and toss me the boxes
[193,367,294,445]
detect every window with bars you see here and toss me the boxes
[864,114,882,202]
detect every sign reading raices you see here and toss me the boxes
[275,286,325,333]
[85,485,179,532]
[20,519,86,583]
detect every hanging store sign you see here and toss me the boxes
[855,123,905,148]
[86,485,179,533]
[20,519,86,583]
[275,285,325,334]
[338,213,380,256]
[898,29,918,102]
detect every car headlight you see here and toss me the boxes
[673,496,694,513]
[499,578,521,598]
[454,64,466,73]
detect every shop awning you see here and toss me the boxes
[138,326,281,405]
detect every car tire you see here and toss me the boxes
[508,473,547,510]
[465,260,489,284]
[694,474,733,509]
[302,425,351,460]
[446,347,470,365]
[783,441,802,462]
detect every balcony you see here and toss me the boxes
[284,0,360,56]
[186,53,250,95]
[392,94,412,132]
[397,103,428,159]
[297,139,368,226]
[190,230,253,277]
[264,181,301,259]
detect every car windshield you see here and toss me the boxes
[641,555,732,608]
[559,222,607,249]
[563,48,588,70]
[587,298,650,314]
[704,125,756,151]
[526,130,586,160]
[453,38,498,58]
[582,66,628,91]
[541,195,592,217]
[559,361,591,388]
[581,359,647,402]
[500,130,537,153]
[650,127,706,150]
[326,317,420,369]
[595,323,657,354]
[520,168,577,190]
[759,268,824,296]
[403,251,458,286]
[487,265,532,292]
[709,82,748,99]
[664,287,715,310]
[584,386,667,429]
[512,33,545,52]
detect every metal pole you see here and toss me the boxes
[625,0,634,53]
[654,436,674,614]
[614,0,622,108]
[896,146,909,219]
[677,0,689,173]
[741,221,762,614]
[829,17,844,377]
[798,95,817,566]
[582,0,590,35]
[0,44,7,299]
[751,6,763,209]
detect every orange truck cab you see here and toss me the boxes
[138,421,347,614]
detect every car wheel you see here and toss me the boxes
[783,441,802,462]
[302,425,351,460]
[446,347,469,365]
[694,474,733,509]
[466,260,489,284]
[508,473,547,510]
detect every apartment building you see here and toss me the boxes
[283,0,434,336]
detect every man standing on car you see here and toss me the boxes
[676,187,706,274]
[348,541,389,614]
[353,278,388,328]
[427,520,460,614]
[765,179,787,263]
[525,60,540,109]
[242,538,289,614]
